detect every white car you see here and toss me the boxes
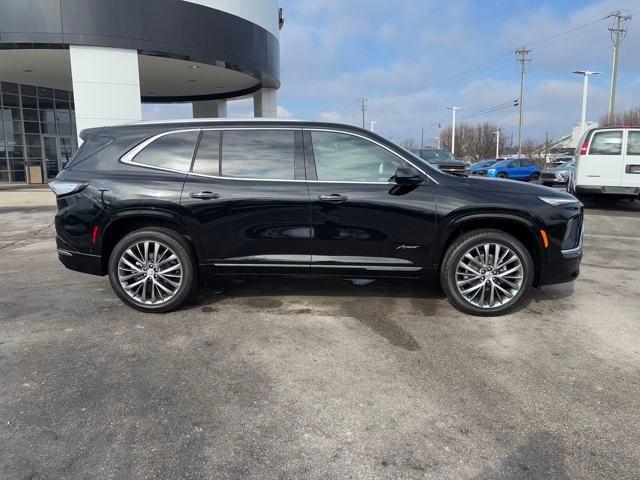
[569,126,640,200]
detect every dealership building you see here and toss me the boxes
[0,0,282,183]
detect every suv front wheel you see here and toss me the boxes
[440,229,534,316]
[108,228,195,313]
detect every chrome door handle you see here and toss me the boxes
[318,194,348,202]
[190,191,220,200]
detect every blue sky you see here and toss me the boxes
[144,0,639,145]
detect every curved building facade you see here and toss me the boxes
[0,0,282,183]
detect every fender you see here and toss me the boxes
[432,210,546,267]
[100,207,200,255]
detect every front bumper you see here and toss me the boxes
[539,220,583,286]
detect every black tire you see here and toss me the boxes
[108,228,195,313]
[440,229,534,316]
[530,173,540,182]
[497,173,508,179]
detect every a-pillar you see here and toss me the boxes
[69,46,141,144]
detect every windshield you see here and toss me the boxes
[412,149,456,163]
[491,159,511,167]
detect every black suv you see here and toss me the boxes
[51,120,583,316]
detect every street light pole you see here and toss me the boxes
[573,70,600,129]
[493,131,500,159]
[446,107,460,155]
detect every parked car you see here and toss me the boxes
[546,148,575,166]
[569,126,640,200]
[470,159,497,175]
[541,160,574,187]
[479,158,541,181]
[50,119,583,316]
[410,147,469,176]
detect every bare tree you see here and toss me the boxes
[599,106,640,127]
[400,138,417,150]
[521,137,542,162]
[439,122,506,161]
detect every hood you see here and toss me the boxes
[543,165,574,173]
[461,175,573,197]
[430,158,467,167]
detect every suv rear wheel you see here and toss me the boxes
[440,229,534,316]
[108,228,195,313]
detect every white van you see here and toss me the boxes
[569,126,640,199]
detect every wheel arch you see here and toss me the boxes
[99,210,197,275]
[437,213,544,286]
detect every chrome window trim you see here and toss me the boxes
[119,126,438,185]
[120,128,202,174]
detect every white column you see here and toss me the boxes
[192,99,228,118]
[69,46,141,143]
[253,88,278,117]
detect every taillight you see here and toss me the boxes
[579,138,589,155]
[49,180,89,197]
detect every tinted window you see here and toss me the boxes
[133,130,199,171]
[590,131,622,155]
[221,130,295,179]
[627,131,640,155]
[312,131,407,182]
[192,130,220,176]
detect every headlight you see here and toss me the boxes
[538,196,578,206]
[488,168,496,174]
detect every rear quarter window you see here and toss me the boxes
[132,130,200,171]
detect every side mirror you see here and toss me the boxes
[394,166,423,185]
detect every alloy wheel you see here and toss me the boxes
[117,240,183,305]
[455,243,524,309]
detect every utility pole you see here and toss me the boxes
[446,106,460,155]
[421,128,424,149]
[573,70,600,130]
[493,131,500,159]
[515,47,531,158]
[607,10,632,124]
[360,98,367,129]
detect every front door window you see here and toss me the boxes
[310,131,407,182]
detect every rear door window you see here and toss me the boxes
[589,131,623,155]
[627,131,640,155]
[133,130,199,171]
[220,130,296,180]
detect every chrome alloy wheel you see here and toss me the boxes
[117,240,183,305]
[455,243,524,309]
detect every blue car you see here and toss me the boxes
[482,158,541,181]
[470,159,497,174]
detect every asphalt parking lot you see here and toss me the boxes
[1,188,639,479]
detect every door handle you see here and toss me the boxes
[318,194,348,203]
[190,191,220,200]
